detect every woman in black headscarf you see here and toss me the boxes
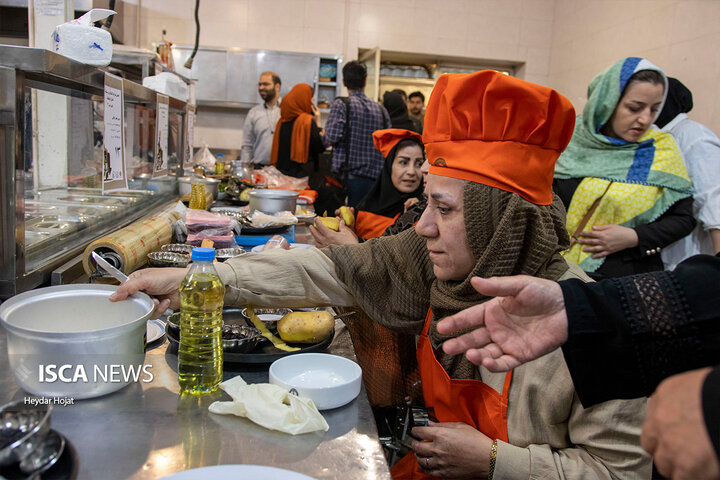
[353,129,425,239]
[383,91,422,133]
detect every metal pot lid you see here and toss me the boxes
[177,176,220,184]
[0,284,153,338]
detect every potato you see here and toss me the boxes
[316,217,340,231]
[339,206,355,227]
[277,310,334,343]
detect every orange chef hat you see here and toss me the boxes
[423,70,576,205]
[372,129,424,158]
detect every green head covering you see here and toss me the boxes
[555,57,693,273]
[555,57,690,194]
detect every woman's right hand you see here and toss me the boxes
[109,267,187,319]
[309,218,359,248]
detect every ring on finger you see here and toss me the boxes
[425,457,430,469]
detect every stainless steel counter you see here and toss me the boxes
[0,324,391,479]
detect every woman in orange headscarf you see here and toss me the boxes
[270,83,325,178]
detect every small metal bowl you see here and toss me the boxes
[148,251,190,268]
[166,312,181,338]
[161,244,195,255]
[19,429,65,475]
[210,208,245,220]
[241,307,293,331]
[221,324,264,353]
[0,400,52,467]
[215,247,246,262]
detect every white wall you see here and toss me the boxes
[121,0,720,147]
[548,0,720,134]
[121,0,556,149]
[126,0,554,84]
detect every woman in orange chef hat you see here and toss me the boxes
[113,71,651,479]
[311,129,427,246]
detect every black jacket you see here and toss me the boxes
[559,254,720,460]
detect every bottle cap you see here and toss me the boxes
[191,247,215,261]
[217,153,223,158]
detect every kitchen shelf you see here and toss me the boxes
[318,81,337,86]
[379,75,437,87]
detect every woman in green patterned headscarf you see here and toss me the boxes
[554,57,695,279]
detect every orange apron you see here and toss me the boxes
[390,308,512,480]
[355,211,399,239]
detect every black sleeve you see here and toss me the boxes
[633,196,697,258]
[309,122,325,157]
[561,254,720,407]
[552,177,581,210]
[703,365,720,462]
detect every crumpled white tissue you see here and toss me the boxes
[208,376,329,435]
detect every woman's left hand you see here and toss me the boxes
[411,422,493,479]
[577,224,638,258]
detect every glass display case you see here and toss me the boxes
[0,45,189,298]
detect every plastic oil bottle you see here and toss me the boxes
[178,247,224,394]
[214,152,225,175]
[188,169,207,210]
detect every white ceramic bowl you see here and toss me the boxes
[269,353,362,410]
[0,285,154,399]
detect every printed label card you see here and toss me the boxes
[102,73,128,192]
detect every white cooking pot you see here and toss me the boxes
[0,284,154,399]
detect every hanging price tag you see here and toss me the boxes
[152,93,169,178]
[184,104,196,168]
[102,73,128,192]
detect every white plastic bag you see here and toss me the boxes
[52,9,115,66]
[192,144,216,170]
[142,72,189,102]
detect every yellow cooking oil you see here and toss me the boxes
[178,247,224,395]
[188,182,206,210]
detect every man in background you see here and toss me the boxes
[322,61,390,206]
[408,91,425,131]
[241,71,281,167]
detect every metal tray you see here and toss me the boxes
[165,308,333,364]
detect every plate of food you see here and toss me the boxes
[165,307,334,364]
